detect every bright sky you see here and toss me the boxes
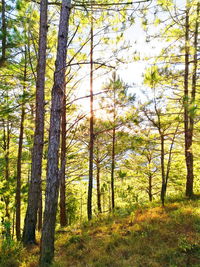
[76,0,186,116]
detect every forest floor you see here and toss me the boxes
[2,197,200,267]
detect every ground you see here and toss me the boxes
[1,197,200,267]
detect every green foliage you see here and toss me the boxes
[68,234,83,245]
[0,221,23,267]
[0,0,200,265]
[0,240,23,267]
[144,65,161,87]
[117,169,127,180]
[178,236,200,253]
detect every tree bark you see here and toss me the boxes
[96,164,102,213]
[16,48,26,241]
[160,133,166,206]
[39,0,71,265]
[3,119,10,219]
[37,191,43,231]
[59,93,67,227]
[111,126,116,210]
[23,0,48,245]
[87,9,94,221]
[184,5,193,197]
[186,3,199,198]
[148,173,152,202]
[1,0,6,64]
[111,81,116,211]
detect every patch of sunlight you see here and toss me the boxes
[135,207,169,223]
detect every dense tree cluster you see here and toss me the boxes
[0,0,199,265]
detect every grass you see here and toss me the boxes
[2,198,200,266]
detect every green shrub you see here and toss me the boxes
[68,234,82,244]
[178,236,200,253]
[0,220,23,267]
[0,239,23,267]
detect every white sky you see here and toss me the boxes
[76,0,186,114]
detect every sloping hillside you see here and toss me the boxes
[3,198,200,267]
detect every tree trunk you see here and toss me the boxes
[108,183,111,212]
[39,0,71,265]
[37,191,43,231]
[59,93,67,227]
[111,126,115,210]
[87,9,94,221]
[1,0,6,64]
[184,5,193,197]
[16,48,26,240]
[23,0,48,245]
[111,81,116,211]
[96,164,102,213]
[12,211,15,239]
[191,4,199,109]
[148,173,152,202]
[80,188,83,223]
[160,134,166,206]
[3,119,10,219]
[186,3,199,198]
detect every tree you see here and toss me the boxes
[59,91,67,227]
[128,130,160,202]
[40,0,71,264]
[93,119,111,214]
[87,6,94,221]
[185,1,199,197]
[23,0,48,245]
[142,0,200,199]
[101,73,133,210]
[2,118,11,219]
[15,47,27,241]
[143,67,181,205]
[0,0,6,64]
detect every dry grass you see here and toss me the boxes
[4,198,200,267]
[50,200,200,267]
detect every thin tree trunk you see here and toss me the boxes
[40,0,71,265]
[111,126,115,210]
[160,134,166,206]
[59,93,67,227]
[3,119,10,219]
[96,164,102,213]
[108,182,111,212]
[87,8,94,221]
[147,155,153,202]
[165,121,180,191]
[80,188,83,223]
[12,211,15,239]
[1,0,6,64]
[23,0,48,245]
[184,5,193,197]
[186,3,199,197]
[16,48,27,240]
[16,105,25,240]
[148,173,152,202]
[37,191,43,231]
[102,190,105,213]
[191,4,199,109]
[111,81,116,211]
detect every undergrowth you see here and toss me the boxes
[0,220,24,267]
[2,197,200,266]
